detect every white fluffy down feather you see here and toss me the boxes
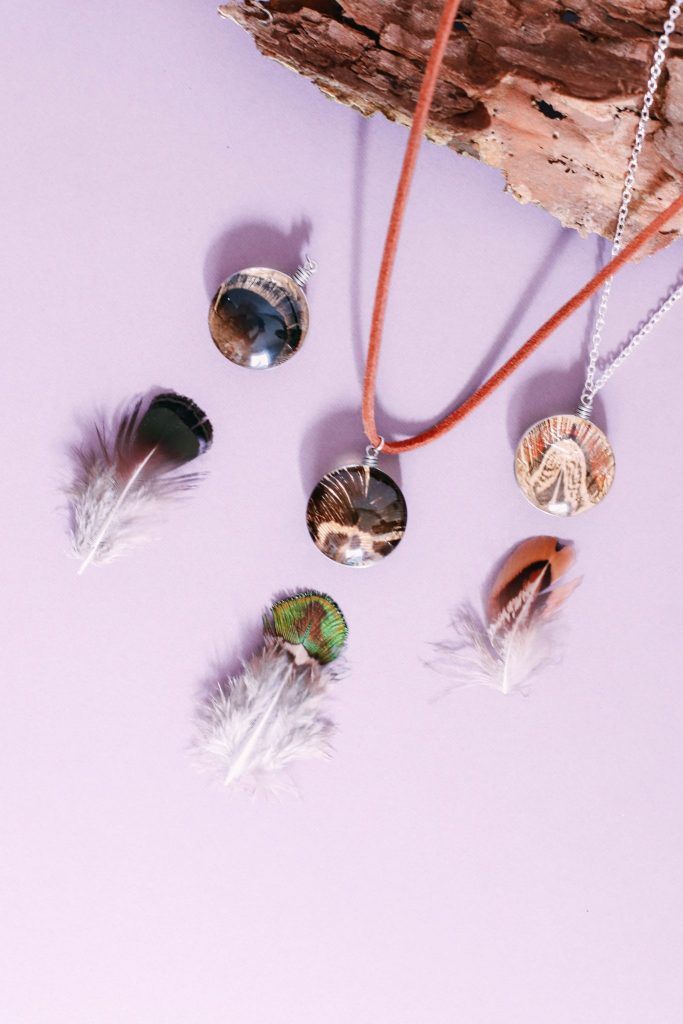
[431,537,580,695]
[67,400,203,571]
[193,639,337,793]
[68,449,183,567]
[430,602,562,696]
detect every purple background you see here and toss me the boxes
[3,3,683,1021]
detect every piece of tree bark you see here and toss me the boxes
[220,0,683,253]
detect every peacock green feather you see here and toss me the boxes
[265,591,348,665]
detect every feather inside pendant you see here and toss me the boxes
[431,537,581,695]
[194,591,348,794]
[67,392,213,572]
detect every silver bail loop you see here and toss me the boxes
[576,394,594,420]
[293,255,318,289]
[363,438,385,467]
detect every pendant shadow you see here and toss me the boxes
[506,362,609,451]
[64,384,181,460]
[203,219,313,299]
[297,404,403,497]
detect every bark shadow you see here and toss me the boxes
[350,115,370,386]
[448,225,574,418]
[348,117,578,442]
[360,223,574,442]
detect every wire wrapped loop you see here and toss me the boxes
[363,438,385,467]
[293,255,318,289]
[577,393,594,419]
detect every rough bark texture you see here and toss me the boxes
[219,0,683,252]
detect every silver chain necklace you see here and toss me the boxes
[515,2,682,517]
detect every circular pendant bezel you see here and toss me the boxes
[208,266,310,370]
[514,413,616,517]
[306,462,408,568]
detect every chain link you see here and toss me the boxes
[580,2,682,412]
[593,278,683,391]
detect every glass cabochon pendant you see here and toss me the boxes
[208,257,316,369]
[514,412,616,517]
[307,445,407,567]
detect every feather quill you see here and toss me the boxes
[66,392,212,571]
[193,591,348,794]
[431,536,581,695]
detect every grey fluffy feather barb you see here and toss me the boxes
[66,392,212,572]
[431,537,581,695]
[193,592,348,794]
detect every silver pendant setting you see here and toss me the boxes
[208,258,316,370]
[306,446,407,567]
[514,413,616,517]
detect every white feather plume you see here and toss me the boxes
[431,599,561,696]
[430,537,580,696]
[194,638,339,794]
[67,396,208,572]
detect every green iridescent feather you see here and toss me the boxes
[265,591,348,665]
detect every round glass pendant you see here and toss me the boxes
[514,413,616,517]
[209,267,309,369]
[307,463,407,567]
